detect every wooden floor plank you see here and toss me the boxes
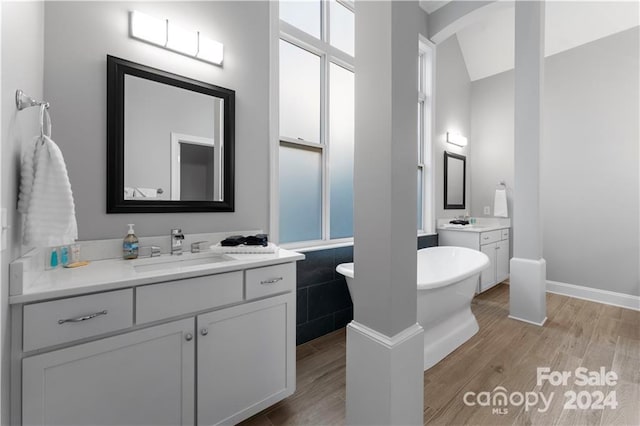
[599,380,640,426]
[239,285,637,426]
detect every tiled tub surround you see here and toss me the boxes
[296,234,438,344]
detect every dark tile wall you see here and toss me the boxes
[296,234,438,345]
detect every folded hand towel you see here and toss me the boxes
[19,135,78,247]
[493,189,508,218]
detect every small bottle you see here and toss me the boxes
[70,244,81,263]
[60,246,69,266]
[123,224,139,260]
[47,247,59,270]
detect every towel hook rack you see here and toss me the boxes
[16,90,51,140]
[16,89,49,111]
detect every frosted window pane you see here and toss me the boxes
[280,1,320,39]
[417,168,423,230]
[279,40,321,143]
[329,64,354,239]
[279,145,322,243]
[330,0,354,56]
[418,102,423,160]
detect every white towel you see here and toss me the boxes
[18,135,78,247]
[124,187,135,199]
[493,189,508,218]
[134,187,158,198]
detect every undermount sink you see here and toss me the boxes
[133,253,233,273]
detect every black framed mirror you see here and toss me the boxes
[444,151,466,209]
[107,55,235,213]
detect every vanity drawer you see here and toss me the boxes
[479,230,501,245]
[136,271,243,324]
[501,229,510,240]
[23,289,133,352]
[245,263,295,300]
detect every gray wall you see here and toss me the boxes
[43,1,270,239]
[470,27,639,296]
[470,70,514,218]
[434,34,471,220]
[1,2,45,422]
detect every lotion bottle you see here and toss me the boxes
[123,224,139,260]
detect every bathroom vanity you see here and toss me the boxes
[10,247,303,426]
[438,221,510,293]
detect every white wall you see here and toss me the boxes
[43,1,271,240]
[1,2,45,422]
[434,34,471,220]
[470,27,639,297]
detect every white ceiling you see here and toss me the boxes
[449,1,640,81]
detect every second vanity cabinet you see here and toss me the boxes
[15,259,298,426]
[439,227,510,293]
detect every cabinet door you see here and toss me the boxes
[480,243,497,292]
[197,293,295,426]
[496,239,510,284]
[23,318,195,426]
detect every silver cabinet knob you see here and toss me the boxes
[185,333,193,342]
[201,328,209,336]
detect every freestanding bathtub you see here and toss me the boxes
[336,246,490,370]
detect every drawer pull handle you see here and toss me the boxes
[58,310,107,324]
[201,328,209,336]
[483,237,489,240]
[185,333,194,342]
[260,277,284,285]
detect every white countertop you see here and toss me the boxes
[10,249,304,305]
[437,224,509,233]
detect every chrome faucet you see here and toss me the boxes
[171,228,184,255]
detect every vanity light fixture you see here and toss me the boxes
[446,131,468,147]
[130,11,167,47]
[166,22,199,56]
[130,11,224,66]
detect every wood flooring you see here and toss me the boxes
[240,284,640,426]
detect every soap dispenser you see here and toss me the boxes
[123,224,139,260]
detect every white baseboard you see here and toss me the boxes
[508,315,547,326]
[546,280,640,311]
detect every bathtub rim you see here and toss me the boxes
[335,246,490,291]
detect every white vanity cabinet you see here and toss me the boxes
[13,257,300,426]
[439,227,510,293]
[198,294,294,425]
[22,318,195,426]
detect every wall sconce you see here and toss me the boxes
[446,131,468,147]
[130,11,224,66]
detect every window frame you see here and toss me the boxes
[274,0,355,249]
[270,3,435,249]
[418,35,436,235]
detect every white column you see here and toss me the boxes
[510,0,547,326]
[348,1,424,425]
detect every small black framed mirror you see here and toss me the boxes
[444,151,466,209]
[106,55,235,213]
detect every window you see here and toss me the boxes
[278,0,355,245]
[418,38,434,233]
